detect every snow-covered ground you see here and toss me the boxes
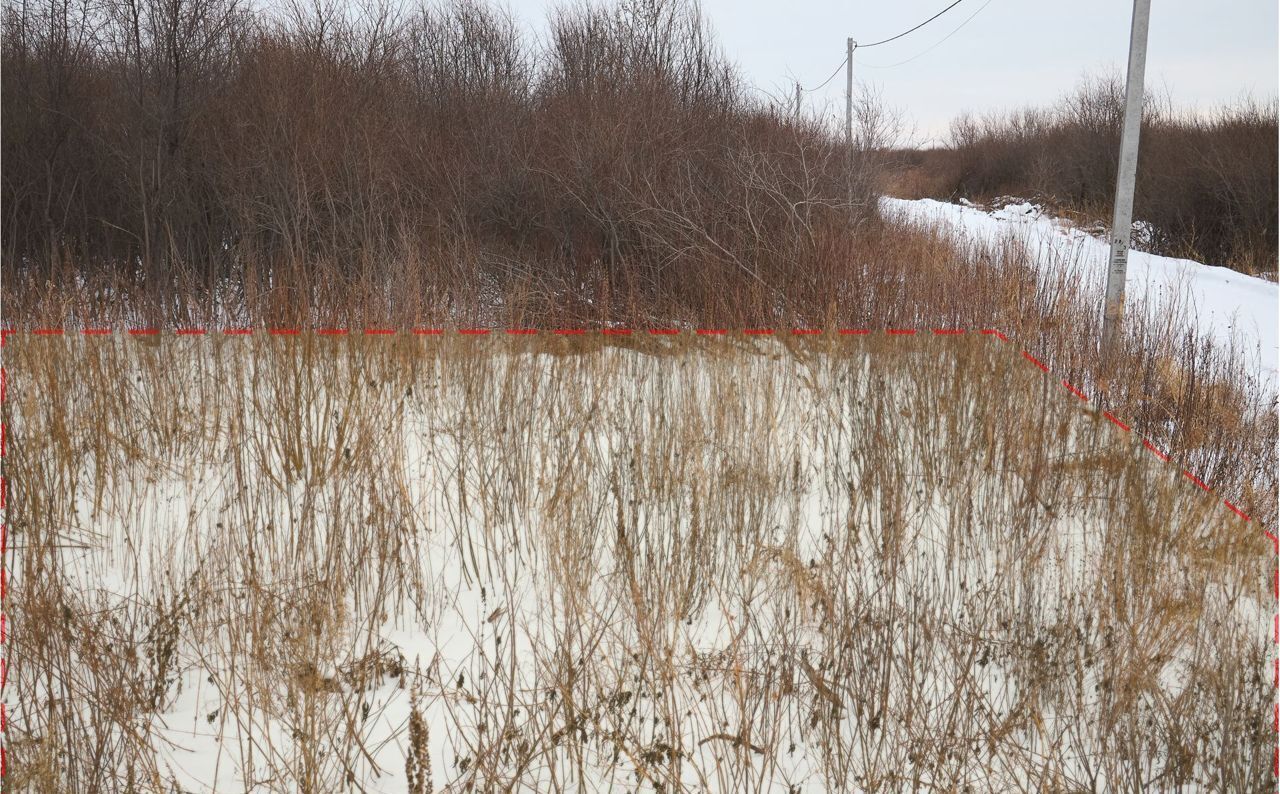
[881,197,1280,392]
[16,337,1269,792]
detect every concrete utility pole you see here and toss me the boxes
[845,38,854,147]
[846,37,855,207]
[1100,0,1152,355]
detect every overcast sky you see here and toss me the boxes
[507,0,1279,144]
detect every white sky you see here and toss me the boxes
[506,0,1279,144]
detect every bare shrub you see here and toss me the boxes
[919,73,1278,275]
[1,0,881,326]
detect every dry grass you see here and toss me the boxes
[7,333,1271,792]
[4,0,1274,530]
[4,1,1276,785]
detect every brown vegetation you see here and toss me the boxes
[889,74,1279,276]
[3,0,885,327]
[7,333,1272,791]
[3,4,1276,787]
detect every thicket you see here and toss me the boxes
[916,75,1278,275]
[3,0,892,325]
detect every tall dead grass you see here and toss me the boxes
[4,0,1275,528]
[6,334,1272,791]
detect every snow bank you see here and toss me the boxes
[880,197,1280,392]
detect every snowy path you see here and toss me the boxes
[881,197,1279,392]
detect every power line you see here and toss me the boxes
[799,56,849,92]
[788,0,967,99]
[857,0,969,49]
[858,0,995,69]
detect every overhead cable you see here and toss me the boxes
[859,0,995,69]
[857,0,968,49]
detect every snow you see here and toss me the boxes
[21,337,1266,792]
[880,196,1280,392]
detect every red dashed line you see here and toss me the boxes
[2,343,8,779]
[0,325,974,337]
[1062,380,1088,401]
[1142,439,1171,462]
[1021,351,1049,372]
[1224,499,1251,521]
[980,329,1009,342]
[1012,340,1271,548]
[1102,411,1131,432]
[1182,470,1212,493]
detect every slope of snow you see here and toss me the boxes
[881,197,1280,392]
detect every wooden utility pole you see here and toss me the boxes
[1100,0,1152,355]
[795,81,802,120]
